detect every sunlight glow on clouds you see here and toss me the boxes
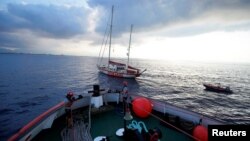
[132,31,250,63]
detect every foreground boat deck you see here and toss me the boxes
[91,106,193,141]
[32,103,193,141]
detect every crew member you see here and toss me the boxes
[65,91,75,128]
[121,81,129,113]
[122,81,128,100]
[66,91,75,102]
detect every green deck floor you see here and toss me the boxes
[32,104,194,141]
[91,106,193,141]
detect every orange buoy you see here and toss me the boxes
[132,97,152,118]
[193,125,208,141]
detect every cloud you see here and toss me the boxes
[90,0,250,37]
[1,3,89,38]
[0,32,27,53]
[0,2,95,53]
[2,0,250,39]
[0,0,250,56]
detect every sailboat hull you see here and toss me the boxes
[98,66,140,78]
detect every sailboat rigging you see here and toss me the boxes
[97,6,146,78]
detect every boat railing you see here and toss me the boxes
[128,93,225,127]
[8,102,66,141]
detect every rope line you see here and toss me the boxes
[98,14,111,65]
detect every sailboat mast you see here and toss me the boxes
[127,24,133,70]
[108,6,114,64]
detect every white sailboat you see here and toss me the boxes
[97,6,146,78]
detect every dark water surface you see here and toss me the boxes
[0,54,250,140]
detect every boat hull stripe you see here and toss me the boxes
[8,101,65,141]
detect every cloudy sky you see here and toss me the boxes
[1,0,250,62]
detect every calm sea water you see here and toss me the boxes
[0,54,250,140]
